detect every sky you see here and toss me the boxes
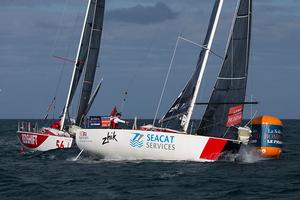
[0,0,299,119]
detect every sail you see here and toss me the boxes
[66,1,95,111]
[76,0,105,125]
[160,0,223,126]
[60,0,104,130]
[197,0,252,139]
[85,78,103,115]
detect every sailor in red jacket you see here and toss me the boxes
[50,119,61,130]
[110,113,128,129]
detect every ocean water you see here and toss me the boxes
[0,119,299,200]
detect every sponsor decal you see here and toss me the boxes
[250,125,283,147]
[18,133,48,148]
[228,104,243,115]
[80,131,87,137]
[226,104,243,127]
[78,131,93,143]
[21,134,38,145]
[79,131,88,140]
[89,116,111,128]
[102,131,117,145]
[89,116,101,126]
[130,133,144,148]
[130,132,176,151]
[101,117,111,128]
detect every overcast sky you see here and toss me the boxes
[0,0,299,119]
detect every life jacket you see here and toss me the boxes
[50,119,61,130]
[110,117,118,129]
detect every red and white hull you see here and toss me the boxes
[75,128,241,162]
[17,128,73,151]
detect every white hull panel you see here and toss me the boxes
[75,128,241,162]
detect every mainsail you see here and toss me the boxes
[61,0,105,130]
[67,1,96,111]
[76,0,105,126]
[197,0,252,139]
[160,0,223,132]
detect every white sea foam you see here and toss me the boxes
[237,145,267,163]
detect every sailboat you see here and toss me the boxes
[17,0,105,151]
[74,0,252,162]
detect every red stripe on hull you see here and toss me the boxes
[17,132,48,149]
[200,138,227,161]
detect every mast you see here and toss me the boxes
[197,0,252,139]
[159,0,223,133]
[76,0,105,126]
[182,0,223,132]
[60,0,93,130]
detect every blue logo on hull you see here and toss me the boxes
[130,133,144,148]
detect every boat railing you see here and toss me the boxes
[18,121,39,132]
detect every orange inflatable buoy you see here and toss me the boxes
[250,116,283,158]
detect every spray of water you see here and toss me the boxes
[236,145,268,163]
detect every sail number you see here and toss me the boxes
[56,140,65,148]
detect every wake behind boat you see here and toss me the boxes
[17,0,105,151]
[73,0,257,162]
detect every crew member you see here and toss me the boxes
[50,119,61,130]
[110,113,128,129]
